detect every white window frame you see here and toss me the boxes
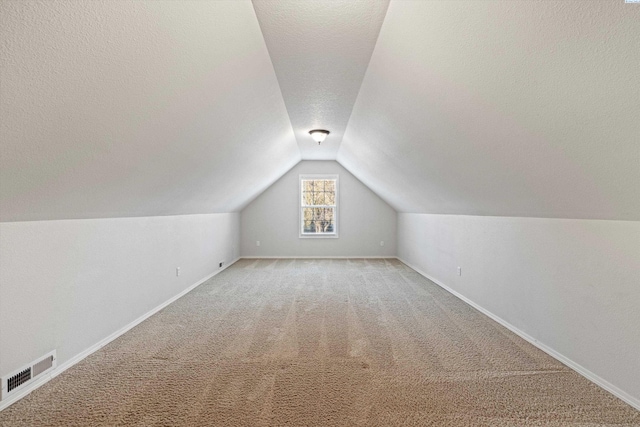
[299,174,339,238]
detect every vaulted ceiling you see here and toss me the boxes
[253,0,389,160]
[1,0,638,222]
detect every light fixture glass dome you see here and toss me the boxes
[309,129,330,145]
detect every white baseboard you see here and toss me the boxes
[240,256,394,259]
[0,257,239,412]
[397,257,640,412]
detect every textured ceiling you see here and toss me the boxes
[2,0,638,222]
[253,0,389,160]
[339,0,640,220]
[0,0,299,221]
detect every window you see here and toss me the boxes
[300,174,338,238]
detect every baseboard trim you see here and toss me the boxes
[240,256,394,259]
[0,257,239,412]
[397,257,640,412]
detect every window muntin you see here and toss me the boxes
[300,175,338,237]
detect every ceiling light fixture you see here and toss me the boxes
[309,129,330,145]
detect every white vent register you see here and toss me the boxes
[1,350,56,400]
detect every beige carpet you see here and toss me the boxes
[1,259,638,426]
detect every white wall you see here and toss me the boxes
[0,213,240,379]
[397,213,640,408]
[241,161,396,257]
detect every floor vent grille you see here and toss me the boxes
[1,351,56,401]
[32,355,54,378]
[7,369,31,393]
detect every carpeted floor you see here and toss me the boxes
[1,259,638,426]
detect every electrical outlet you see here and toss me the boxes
[176,267,181,277]
[256,241,261,247]
[380,241,384,246]
[457,266,462,276]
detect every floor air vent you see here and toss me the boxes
[7,369,31,393]
[1,351,56,401]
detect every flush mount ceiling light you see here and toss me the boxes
[309,129,330,145]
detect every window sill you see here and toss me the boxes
[299,233,339,239]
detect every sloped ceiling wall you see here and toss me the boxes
[2,0,638,222]
[339,0,640,220]
[0,0,300,221]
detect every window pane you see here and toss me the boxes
[302,180,337,206]
[303,208,312,221]
[324,208,334,221]
[302,207,335,233]
[302,191,314,205]
[313,192,325,205]
[325,191,335,205]
[303,220,313,233]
